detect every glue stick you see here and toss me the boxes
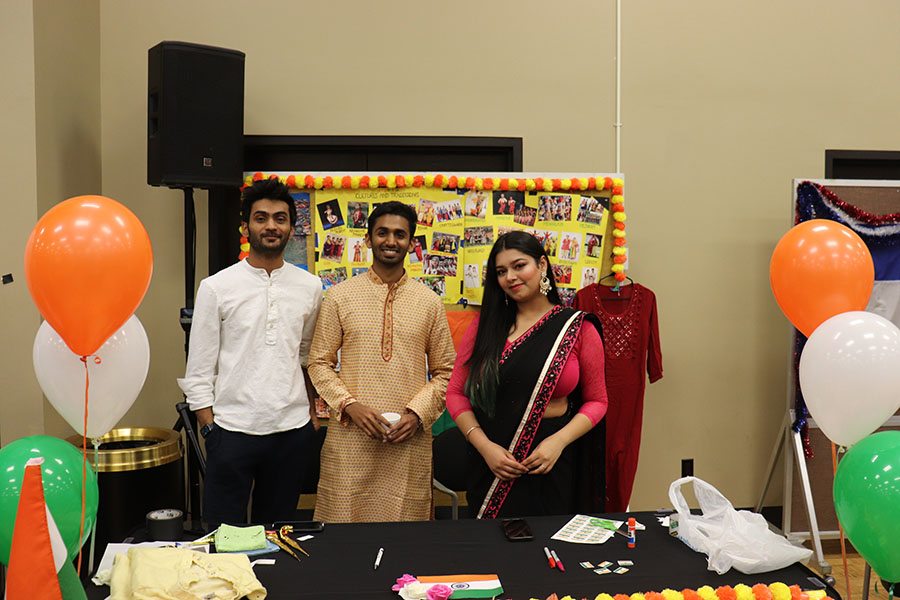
[627,517,636,548]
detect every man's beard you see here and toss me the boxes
[249,230,288,256]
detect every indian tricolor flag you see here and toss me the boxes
[417,574,504,599]
[5,457,82,600]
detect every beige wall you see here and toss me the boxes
[6,0,899,510]
[624,1,900,509]
[0,0,42,445]
[33,0,103,438]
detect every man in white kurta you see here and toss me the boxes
[179,179,322,528]
[308,202,456,522]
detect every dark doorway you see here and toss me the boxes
[825,150,900,180]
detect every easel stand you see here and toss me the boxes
[756,410,835,586]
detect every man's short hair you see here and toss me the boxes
[241,178,297,226]
[367,201,416,238]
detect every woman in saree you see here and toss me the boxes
[446,230,608,518]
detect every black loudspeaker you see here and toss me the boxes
[148,41,245,188]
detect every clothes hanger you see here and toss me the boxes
[597,273,634,298]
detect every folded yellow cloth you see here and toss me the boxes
[110,547,266,600]
[214,524,267,552]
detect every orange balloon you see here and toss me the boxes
[24,196,153,356]
[770,219,873,337]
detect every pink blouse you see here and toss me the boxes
[446,314,608,425]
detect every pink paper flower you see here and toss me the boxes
[392,574,418,591]
[427,584,453,600]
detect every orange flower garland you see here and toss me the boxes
[533,583,831,600]
[239,173,628,281]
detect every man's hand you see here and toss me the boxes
[194,407,214,429]
[387,412,420,444]
[344,403,391,440]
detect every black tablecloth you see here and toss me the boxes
[86,513,838,600]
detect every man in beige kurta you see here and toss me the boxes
[308,202,456,522]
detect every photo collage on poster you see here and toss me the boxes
[283,192,313,268]
[458,190,612,306]
[304,184,613,305]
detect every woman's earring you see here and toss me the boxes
[505,294,510,306]
[540,271,551,296]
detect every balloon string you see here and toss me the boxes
[889,582,894,600]
[76,355,95,576]
[831,442,852,600]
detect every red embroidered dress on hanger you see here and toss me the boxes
[574,282,662,512]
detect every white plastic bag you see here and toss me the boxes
[668,476,812,574]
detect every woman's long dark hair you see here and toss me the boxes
[465,231,560,416]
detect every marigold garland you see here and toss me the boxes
[241,172,628,280]
[524,585,829,600]
[735,585,755,600]
[752,584,774,600]
[682,590,704,600]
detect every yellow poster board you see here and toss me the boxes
[244,172,625,306]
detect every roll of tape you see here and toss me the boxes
[147,508,184,541]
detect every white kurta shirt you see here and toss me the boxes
[178,259,322,435]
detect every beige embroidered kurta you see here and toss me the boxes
[308,270,456,522]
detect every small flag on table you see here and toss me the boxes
[416,574,504,599]
[5,457,78,600]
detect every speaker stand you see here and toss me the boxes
[177,186,204,530]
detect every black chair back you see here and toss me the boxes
[432,426,468,492]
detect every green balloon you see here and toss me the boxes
[0,435,99,565]
[834,430,900,583]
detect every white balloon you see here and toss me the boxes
[33,315,150,438]
[799,311,900,447]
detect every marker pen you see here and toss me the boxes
[550,549,565,572]
[543,546,556,569]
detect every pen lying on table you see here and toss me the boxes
[543,546,556,569]
[550,549,565,572]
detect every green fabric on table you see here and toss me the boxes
[214,524,267,552]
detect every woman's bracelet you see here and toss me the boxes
[463,424,482,441]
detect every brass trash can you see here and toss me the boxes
[69,428,185,565]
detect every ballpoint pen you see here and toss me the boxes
[374,547,384,570]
